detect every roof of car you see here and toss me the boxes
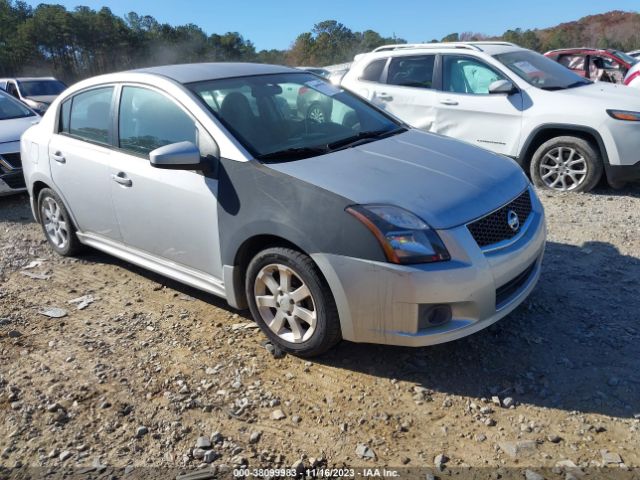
[545,48,615,54]
[362,42,523,59]
[0,77,59,82]
[131,62,298,84]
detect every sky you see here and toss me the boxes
[24,0,639,51]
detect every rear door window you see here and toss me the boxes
[66,87,114,145]
[359,59,387,82]
[387,55,436,88]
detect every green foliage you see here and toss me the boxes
[0,3,638,82]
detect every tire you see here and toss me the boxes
[306,102,327,124]
[37,188,82,256]
[245,247,341,357]
[530,136,603,193]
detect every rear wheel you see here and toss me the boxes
[530,136,602,193]
[38,188,81,256]
[245,247,341,357]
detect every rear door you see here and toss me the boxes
[49,86,122,240]
[432,54,523,157]
[108,85,223,279]
[370,54,439,130]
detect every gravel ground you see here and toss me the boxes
[0,185,639,479]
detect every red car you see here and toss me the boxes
[544,48,638,84]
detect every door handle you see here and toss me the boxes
[51,152,66,163]
[440,99,459,106]
[111,172,132,187]
[377,93,393,101]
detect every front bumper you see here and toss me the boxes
[605,160,640,185]
[0,150,26,196]
[312,189,546,347]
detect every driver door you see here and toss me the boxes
[109,85,223,279]
[433,54,523,157]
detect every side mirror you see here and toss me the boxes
[149,141,206,170]
[489,79,517,95]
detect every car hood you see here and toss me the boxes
[548,82,640,107]
[25,95,57,105]
[0,115,38,144]
[266,129,529,230]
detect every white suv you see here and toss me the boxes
[342,42,640,192]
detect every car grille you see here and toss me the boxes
[1,172,26,189]
[495,261,536,309]
[0,153,22,169]
[467,189,532,248]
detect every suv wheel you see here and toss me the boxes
[306,102,327,124]
[245,247,341,357]
[530,136,603,193]
[38,188,81,256]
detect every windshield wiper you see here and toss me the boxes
[540,80,590,91]
[256,146,329,162]
[327,127,406,151]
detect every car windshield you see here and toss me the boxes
[612,50,639,65]
[0,90,35,120]
[17,79,66,97]
[188,72,404,160]
[494,50,591,90]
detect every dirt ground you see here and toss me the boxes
[0,185,639,480]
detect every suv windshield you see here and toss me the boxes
[18,79,66,97]
[188,72,404,161]
[0,90,35,120]
[494,50,591,90]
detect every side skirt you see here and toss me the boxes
[76,232,227,299]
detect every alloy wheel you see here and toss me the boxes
[41,196,69,249]
[307,105,325,123]
[253,263,317,344]
[539,146,588,191]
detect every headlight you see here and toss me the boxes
[346,204,450,264]
[607,110,640,121]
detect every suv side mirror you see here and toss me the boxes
[489,79,517,95]
[149,141,208,170]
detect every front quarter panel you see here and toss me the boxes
[217,156,386,276]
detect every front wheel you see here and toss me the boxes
[245,247,341,357]
[530,136,603,193]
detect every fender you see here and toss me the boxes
[517,123,610,167]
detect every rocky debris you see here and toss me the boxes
[38,307,67,318]
[135,426,148,438]
[0,190,639,471]
[355,444,376,459]
[498,440,537,459]
[601,450,623,465]
[203,450,217,463]
[195,436,211,449]
[68,294,96,310]
[59,450,72,461]
[271,409,286,420]
[434,453,449,471]
[264,341,285,359]
[524,470,544,480]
